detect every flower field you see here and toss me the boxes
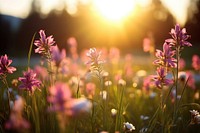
[0,24,200,133]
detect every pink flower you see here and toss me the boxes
[48,82,72,112]
[86,82,96,97]
[153,67,173,89]
[5,96,30,131]
[86,48,105,71]
[109,47,120,64]
[0,54,16,75]
[67,37,79,60]
[165,24,192,47]
[18,69,41,94]
[186,71,196,90]
[179,58,186,70]
[34,65,48,80]
[143,37,151,52]
[178,71,195,89]
[67,37,77,47]
[153,42,177,68]
[51,45,66,66]
[192,55,200,71]
[142,76,153,93]
[34,30,55,57]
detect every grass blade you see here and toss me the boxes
[27,32,36,69]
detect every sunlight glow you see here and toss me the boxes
[0,0,33,18]
[36,0,65,15]
[92,0,136,23]
[161,0,190,26]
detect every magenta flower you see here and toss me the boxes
[153,67,173,89]
[48,82,72,112]
[18,69,41,94]
[34,30,55,57]
[165,24,192,47]
[51,45,66,66]
[0,54,16,75]
[192,55,200,71]
[153,42,177,68]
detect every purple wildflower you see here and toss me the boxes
[0,54,16,76]
[153,42,177,68]
[165,24,192,47]
[86,48,105,71]
[5,96,30,131]
[153,67,173,89]
[18,69,41,94]
[51,45,66,67]
[48,82,72,112]
[34,30,55,57]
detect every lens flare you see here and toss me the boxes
[93,0,136,23]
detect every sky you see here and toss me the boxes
[0,0,199,26]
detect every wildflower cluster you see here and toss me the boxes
[1,25,199,133]
[153,24,192,89]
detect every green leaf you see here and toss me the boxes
[27,32,36,69]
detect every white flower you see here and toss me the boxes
[102,71,109,77]
[70,98,92,115]
[190,110,199,116]
[194,114,200,124]
[140,115,149,120]
[124,122,135,132]
[178,71,187,81]
[105,81,112,86]
[100,91,107,100]
[118,79,126,86]
[111,109,117,116]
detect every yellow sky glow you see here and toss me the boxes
[0,0,193,26]
[92,0,136,23]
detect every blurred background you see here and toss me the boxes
[0,0,200,57]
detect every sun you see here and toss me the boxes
[93,0,136,23]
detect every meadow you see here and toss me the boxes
[0,24,200,133]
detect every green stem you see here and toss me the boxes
[161,84,164,133]
[2,77,11,114]
[115,86,125,132]
[91,100,95,133]
[173,46,180,124]
[32,94,40,133]
[177,76,190,111]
